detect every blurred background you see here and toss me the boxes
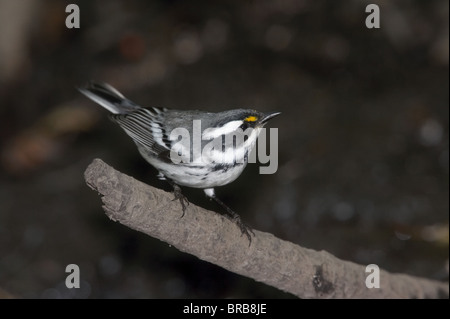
[0,0,448,298]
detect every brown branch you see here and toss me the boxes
[84,158,449,299]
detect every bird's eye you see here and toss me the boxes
[244,116,258,122]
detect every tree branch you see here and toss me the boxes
[84,158,448,299]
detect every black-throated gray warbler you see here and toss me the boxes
[79,82,280,243]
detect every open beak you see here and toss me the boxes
[260,111,281,124]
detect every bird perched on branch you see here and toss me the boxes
[79,82,280,243]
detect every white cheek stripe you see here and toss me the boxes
[202,120,243,139]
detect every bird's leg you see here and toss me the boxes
[204,188,254,245]
[213,196,255,244]
[166,179,189,217]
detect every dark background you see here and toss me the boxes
[0,0,448,298]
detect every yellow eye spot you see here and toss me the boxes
[244,116,258,122]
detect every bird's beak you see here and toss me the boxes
[260,111,281,124]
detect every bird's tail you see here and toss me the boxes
[78,81,140,114]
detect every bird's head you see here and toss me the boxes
[202,109,281,140]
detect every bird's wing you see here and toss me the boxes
[110,108,172,156]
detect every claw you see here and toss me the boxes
[172,185,189,217]
[207,191,255,246]
[165,178,190,217]
[230,215,254,246]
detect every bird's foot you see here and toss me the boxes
[229,215,255,245]
[209,193,255,246]
[171,184,189,217]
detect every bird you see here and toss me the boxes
[79,81,280,243]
